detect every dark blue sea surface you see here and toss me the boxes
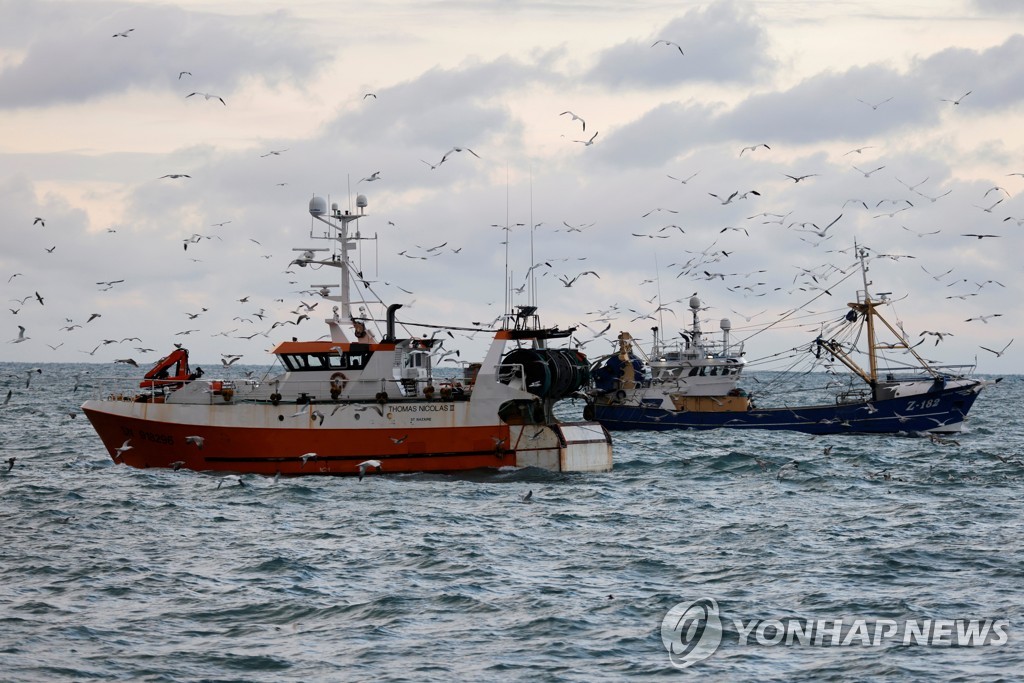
[1,363,1022,681]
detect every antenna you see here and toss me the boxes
[503,163,510,323]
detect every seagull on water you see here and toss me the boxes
[357,459,382,481]
[776,460,799,480]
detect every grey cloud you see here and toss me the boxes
[585,0,774,87]
[0,2,331,108]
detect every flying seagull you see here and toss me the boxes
[112,28,134,38]
[740,143,770,156]
[357,459,382,481]
[113,439,133,461]
[186,92,226,105]
[979,339,1013,357]
[9,325,28,343]
[185,435,205,449]
[651,39,684,55]
[439,147,480,165]
[940,91,971,105]
[574,131,599,146]
[560,111,586,131]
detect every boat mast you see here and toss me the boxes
[858,243,879,383]
[303,194,379,342]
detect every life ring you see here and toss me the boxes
[330,372,347,396]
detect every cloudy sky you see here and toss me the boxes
[2,0,1022,377]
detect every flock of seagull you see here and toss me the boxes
[4,29,1019,441]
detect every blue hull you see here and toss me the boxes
[591,384,983,435]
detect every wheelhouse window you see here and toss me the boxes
[281,350,372,371]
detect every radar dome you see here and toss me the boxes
[720,318,732,331]
[308,196,327,216]
[689,295,702,310]
[356,194,368,208]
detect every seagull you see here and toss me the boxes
[961,233,1000,239]
[186,92,226,105]
[310,410,325,426]
[965,314,1002,324]
[651,39,684,55]
[114,439,133,461]
[853,165,885,177]
[776,460,799,481]
[972,198,1003,213]
[439,146,480,164]
[359,171,381,183]
[9,325,28,343]
[940,90,971,105]
[216,475,246,489]
[112,28,134,37]
[558,271,600,287]
[560,111,586,131]
[740,143,770,156]
[170,461,186,471]
[260,149,288,158]
[33,217,45,226]
[390,434,408,444]
[299,452,318,468]
[5,457,15,471]
[159,174,191,179]
[574,131,598,146]
[920,330,953,345]
[363,92,377,99]
[843,146,875,156]
[783,173,817,183]
[114,358,138,367]
[34,291,44,305]
[857,97,892,110]
[520,489,533,503]
[185,435,205,449]
[357,459,382,481]
[666,171,700,184]
[980,339,1013,357]
[178,71,191,79]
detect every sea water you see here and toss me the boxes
[1,363,1021,681]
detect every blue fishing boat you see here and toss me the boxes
[584,245,996,435]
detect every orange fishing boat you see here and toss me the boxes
[82,195,612,477]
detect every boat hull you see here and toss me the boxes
[82,399,612,476]
[590,382,984,435]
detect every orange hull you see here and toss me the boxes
[84,406,558,476]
